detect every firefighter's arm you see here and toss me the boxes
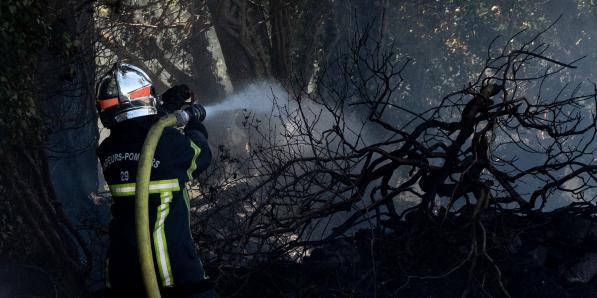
[184,121,212,179]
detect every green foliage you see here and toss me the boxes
[0,0,49,147]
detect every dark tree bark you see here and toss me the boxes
[207,0,272,90]
[0,0,93,296]
[0,143,85,296]
[270,0,292,86]
[188,1,226,103]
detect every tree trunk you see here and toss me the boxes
[0,144,86,297]
[0,0,93,296]
[270,0,292,86]
[207,0,272,90]
[189,1,226,103]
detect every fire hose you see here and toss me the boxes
[135,104,206,298]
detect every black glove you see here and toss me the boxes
[160,84,194,114]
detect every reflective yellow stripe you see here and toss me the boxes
[148,179,180,193]
[184,140,200,236]
[182,188,193,240]
[109,179,180,197]
[153,191,174,286]
[109,182,136,196]
[183,188,190,214]
[187,140,201,180]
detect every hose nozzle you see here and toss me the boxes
[175,103,206,126]
[187,103,206,122]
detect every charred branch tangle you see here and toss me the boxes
[192,24,597,297]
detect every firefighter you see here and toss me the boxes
[96,63,216,297]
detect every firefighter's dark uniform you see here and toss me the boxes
[97,115,213,297]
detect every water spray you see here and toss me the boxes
[202,83,286,118]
